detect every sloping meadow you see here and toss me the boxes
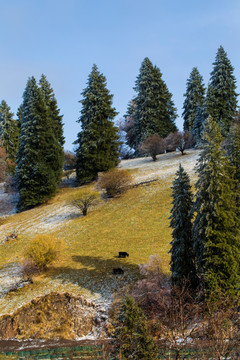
[0,150,199,315]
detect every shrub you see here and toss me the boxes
[24,235,63,269]
[97,169,132,197]
[138,134,166,161]
[165,131,195,155]
[70,190,99,216]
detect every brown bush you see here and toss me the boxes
[138,134,166,161]
[97,169,133,197]
[165,131,195,155]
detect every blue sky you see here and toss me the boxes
[0,0,240,150]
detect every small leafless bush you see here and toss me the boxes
[97,169,133,197]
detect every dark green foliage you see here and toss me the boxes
[39,74,65,183]
[114,295,158,359]
[123,99,137,149]
[16,77,61,211]
[169,164,197,287]
[131,57,177,150]
[192,117,240,296]
[226,124,240,184]
[192,102,207,146]
[206,46,238,136]
[0,100,20,163]
[182,67,205,132]
[226,123,240,206]
[75,64,120,184]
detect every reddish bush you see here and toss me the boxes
[138,134,166,161]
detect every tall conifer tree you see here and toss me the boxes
[192,117,240,295]
[0,100,19,163]
[182,67,205,132]
[75,64,120,184]
[206,46,238,136]
[192,101,208,146]
[226,124,240,206]
[16,77,60,211]
[39,74,65,183]
[169,164,197,287]
[132,57,177,150]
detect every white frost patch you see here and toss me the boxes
[0,203,80,240]
[0,262,23,298]
[119,149,200,183]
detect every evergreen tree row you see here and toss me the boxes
[169,117,240,296]
[183,46,238,143]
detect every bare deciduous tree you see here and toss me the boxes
[165,131,195,155]
[138,134,166,161]
[64,150,76,170]
[71,190,99,216]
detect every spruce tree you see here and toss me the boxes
[192,117,240,295]
[114,295,157,360]
[226,124,240,206]
[75,64,120,184]
[192,101,207,146]
[226,124,240,184]
[16,77,60,211]
[132,57,177,150]
[39,74,65,183]
[0,100,19,163]
[169,164,197,287]
[206,46,238,136]
[182,67,205,132]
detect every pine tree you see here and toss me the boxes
[16,77,60,211]
[114,295,158,360]
[206,46,238,136]
[132,57,177,150]
[226,124,240,184]
[192,117,240,295]
[182,67,205,132]
[39,74,65,183]
[192,101,208,146]
[75,64,120,184]
[226,123,240,206]
[0,100,19,163]
[169,164,197,287]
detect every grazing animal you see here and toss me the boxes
[119,252,129,258]
[113,268,124,275]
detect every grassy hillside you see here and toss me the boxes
[0,150,199,315]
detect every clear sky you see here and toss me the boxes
[0,0,240,150]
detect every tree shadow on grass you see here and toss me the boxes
[48,255,140,302]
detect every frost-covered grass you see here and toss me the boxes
[0,149,199,315]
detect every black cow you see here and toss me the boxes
[118,252,129,258]
[113,268,124,275]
